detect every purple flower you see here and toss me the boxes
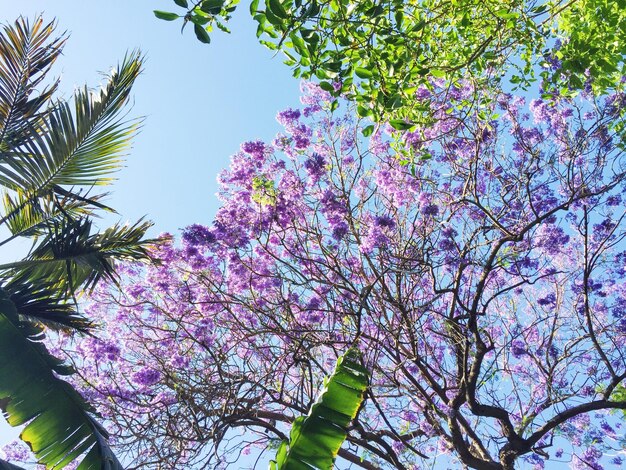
[537,293,556,307]
[332,222,348,240]
[277,108,301,126]
[530,99,550,124]
[580,446,603,470]
[525,453,545,469]
[606,195,621,206]
[374,215,396,229]
[182,224,216,246]
[415,85,431,100]
[132,367,162,387]
[421,203,439,216]
[511,340,526,358]
[360,227,389,254]
[44,83,626,470]
[241,140,266,160]
[304,153,326,181]
[2,441,30,463]
[439,239,456,251]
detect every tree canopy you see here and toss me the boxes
[34,80,626,468]
[155,0,626,124]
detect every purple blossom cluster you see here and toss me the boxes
[38,82,626,469]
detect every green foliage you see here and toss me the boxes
[0,17,65,153]
[269,349,368,470]
[157,0,547,123]
[0,17,157,469]
[251,175,277,205]
[0,49,143,195]
[156,0,626,121]
[252,0,544,123]
[0,218,154,296]
[549,0,626,93]
[611,384,626,417]
[0,289,123,470]
[153,10,180,21]
[155,0,240,44]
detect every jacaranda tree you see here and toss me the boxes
[17,77,626,469]
[0,17,155,469]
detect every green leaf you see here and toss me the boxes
[362,125,375,137]
[200,0,225,14]
[153,10,180,21]
[356,105,372,118]
[194,23,211,43]
[264,7,283,26]
[270,349,368,470]
[0,19,156,470]
[385,94,403,110]
[267,0,289,19]
[354,67,373,79]
[0,289,123,469]
[190,13,211,26]
[174,0,189,7]
[0,217,155,296]
[303,0,320,18]
[3,277,91,333]
[0,17,64,154]
[389,119,414,130]
[289,33,308,57]
[2,189,110,241]
[318,81,334,93]
[411,19,426,31]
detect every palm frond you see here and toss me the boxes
[1,189,111,243]
[0,288,123,469]
[0,216,156,295]
[0,16,64,153]
[2,276,92,332]
[1,51,143,195]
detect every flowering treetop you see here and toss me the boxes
[15,80,626,470]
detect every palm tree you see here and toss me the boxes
[0,16,156,469]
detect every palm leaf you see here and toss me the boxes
[0,216,155,295]
[270,349,369,470]
[0,16,64,153]
[2,276,91,332]
[0,288,123,469]
[0,51,142,195]
[1,189,111,243]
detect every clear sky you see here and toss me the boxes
[0,0,303,455]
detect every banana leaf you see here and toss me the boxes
[0,288,123,469]
[270,349,369,470]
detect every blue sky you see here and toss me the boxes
[1,0,302,234]
[0,0,303,453]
